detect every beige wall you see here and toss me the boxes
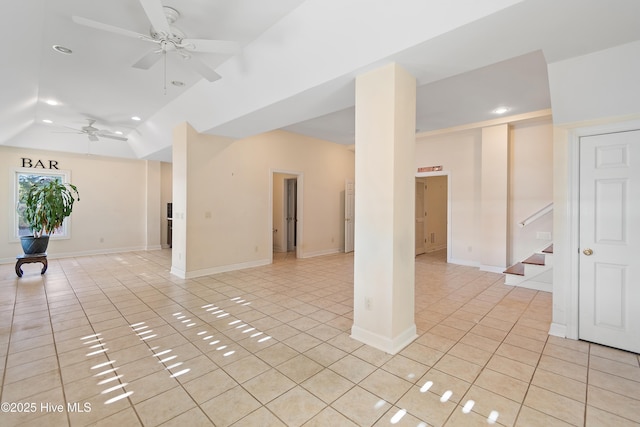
[3,119,551,274]
[509,119,554,262]
[0,145,160,262]
[481,124,509,269]
[171,126,355,278]
[416,129,482,266]
[415,117,553,268]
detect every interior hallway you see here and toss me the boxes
[0,250,638,426]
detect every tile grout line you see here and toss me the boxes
[57,256,153,426]
[0,268,21,406]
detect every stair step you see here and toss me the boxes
[503,262,525,276]
[522,253,545,266]
[542,244,553,254]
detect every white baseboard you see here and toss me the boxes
[479,264,506,274]
[173,258,271,279]
[548,323,567,338]
[301,248,342,258]
[448,259,507,275]
[1,246,155,265]
[170,266,186,278]
[351,324,418,355]
[448,258,480,268]
[516,280,552,293]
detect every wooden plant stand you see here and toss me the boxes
[15,253,48,277]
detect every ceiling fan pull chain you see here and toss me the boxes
[163,50,167,95]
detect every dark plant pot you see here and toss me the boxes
[20,235,50,255]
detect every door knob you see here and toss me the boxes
[583,248,593,256]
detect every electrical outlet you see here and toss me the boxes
[365,297,372,310]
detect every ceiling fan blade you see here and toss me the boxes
[182,38,241,55]
[188,56,222,82]
[133,50,163,70]
[72,16,147,40]
[88,134,99,142]
[139,0,172,36]
[97,133,129,142]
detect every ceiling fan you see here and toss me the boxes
[57,119,129,142]
[72,0,240,82]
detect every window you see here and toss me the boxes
[15,168,72,239]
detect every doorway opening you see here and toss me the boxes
[271,171,303,261]
[415,172,450,260]
[285,178,297,252]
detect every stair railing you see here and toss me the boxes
[518,202,553,228]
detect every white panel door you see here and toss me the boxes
[344,179,354,253]
[579,129,640,353]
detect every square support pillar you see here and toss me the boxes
[480,124,509,271]
[145,160,162,250]
[351,63,417,354]
[171,122,190,278]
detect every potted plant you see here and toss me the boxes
[20,179,80,254]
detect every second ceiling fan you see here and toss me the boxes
[72,0,240,82]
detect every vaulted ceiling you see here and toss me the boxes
[3,0,640,161]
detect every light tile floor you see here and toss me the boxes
[0,249,639,426]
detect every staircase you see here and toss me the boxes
[503,244,553,292]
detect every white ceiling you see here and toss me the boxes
[3,0,640,161]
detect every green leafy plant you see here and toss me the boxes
[22,179,80,237]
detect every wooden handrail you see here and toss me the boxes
[519,203,553,228]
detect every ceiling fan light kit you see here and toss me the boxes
[52,44,73,55]
[57,119,129,142]
[72,0,240,83]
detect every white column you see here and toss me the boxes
[145,160,162,250]
[351,63,417,354]
[480,124,509,271]
[170,122,189,277]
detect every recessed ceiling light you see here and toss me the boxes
[131,116,141,121]
[52,45,73,55]
[46,99,59,106]
[492,106,510,115]
[171,80,185,87]
[42,119,53,124]
[115,131,123,135]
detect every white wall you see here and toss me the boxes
[0,145,160,263]
[548,42,640,338]
[548,40,640,125]
[171,126,355,278]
